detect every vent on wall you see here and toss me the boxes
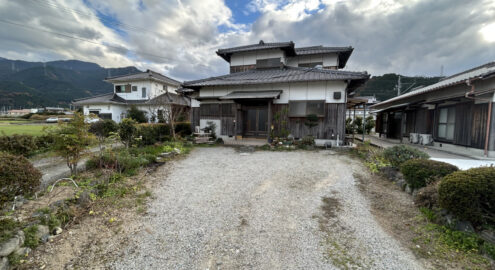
[333,91,342,100]
[256,58,282,69]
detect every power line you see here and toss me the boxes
[0,19,171,61]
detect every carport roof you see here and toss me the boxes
[219,90,282,100]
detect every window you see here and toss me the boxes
[89,110,99,115]
[163,85,168,92]
[125,84,131,93]
[99,113,112,120]
[142,87,147,98]
[115,85,123,93]
[298,62,323,68]
[437,107,455,140]
[289,100,325,117]
[132,86,137,92]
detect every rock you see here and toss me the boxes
[455,220,475,233]
[480,230,495,245]
[16,231,24,247]
[159,152,172,157]
[395,179,406,190]
[77,191,92,207]
[36,225,50,241]
[0,257,8,270]
[173,148,181,154]
[14,247,31,256]
[380,166,399,181]
[53,227,63,235]
[412,189,419,198]
[0,236,21,257]
[405,184,413,195]
[49,199,69,211]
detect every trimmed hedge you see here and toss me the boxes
[383,145,429,167]
[438,167,495,226]
[0,152,42,207]
[174,122,192,136]
[0,134,55,156]
[401,159,458,189]
[137,124,171,146]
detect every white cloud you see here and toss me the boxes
[0,0,494,81]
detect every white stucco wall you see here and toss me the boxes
[286,53,338,67]
[83,104,127,123]
[198,81,348,104]
[230,49,286,66]
[114,80,179,100]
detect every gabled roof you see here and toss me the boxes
[372,61,495,109]
[104,69,181,85]
[183,66,369,91]
[216,40,296,62]
[295,46,354,68]
[72,92,189,106]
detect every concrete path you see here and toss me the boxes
[360,135,495,170]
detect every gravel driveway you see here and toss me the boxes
[110,147,424,270]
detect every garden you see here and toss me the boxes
[0,112,195,269]
[350,142,495,267]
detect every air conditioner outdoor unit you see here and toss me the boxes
[419,134,433,145]
[409,133,419,144]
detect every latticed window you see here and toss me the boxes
[288,100,325,117]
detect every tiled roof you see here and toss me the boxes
[105,69,181,85]
[216,41,296,62]
[72,92,189,106]
[295,46,353,68]
[219,90,282,100]
[183,67,369,88]
[372,61,495,109]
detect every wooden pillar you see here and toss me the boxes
[267,101,272,141]
[400,110,405,143]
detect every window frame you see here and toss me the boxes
[141,87,147,98]
[436,106,456,141]
[288,100,325,117]
[132,86,138,92]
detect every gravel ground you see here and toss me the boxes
[109,147,425,270]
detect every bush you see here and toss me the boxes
[174,122,192,136]
[86,149,149,175]
[382,145,429,167]
[136,124,171,146]
[89,119,118,138]
[300,135,315,146]
[119,118,138,148]
[414,182,440,209]
[438,167,495,226]
[127,106,148,123]
[401,159,458,189]
[0,152,42,207]
[0,134,38,156]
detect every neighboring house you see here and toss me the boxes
[7,109,31,116]
[73,70,189,123]
[372,62,495,157]
[182,40,369,144]
[346,96,379,120]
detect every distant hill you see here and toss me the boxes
[356,73,443,102]
[0,58,141,108]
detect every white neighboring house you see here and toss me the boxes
[73,70,190,123]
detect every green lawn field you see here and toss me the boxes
[0,121,52,136]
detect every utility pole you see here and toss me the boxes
[397,75,402,96]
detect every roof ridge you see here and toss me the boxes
[439,61,495,81]
[73,92,113,102]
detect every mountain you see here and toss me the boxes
[0,58,141,108]
[356,73,443,102]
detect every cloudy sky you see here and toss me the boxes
[0,0,494,81]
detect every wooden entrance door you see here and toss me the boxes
[244,106,268,137]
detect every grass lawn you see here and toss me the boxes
[0,123,51,136]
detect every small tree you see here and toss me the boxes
[165,105,189,139]
[89,120,118,165]
[304,114,319,136]
[51,113,94,175]
[127,105,148,123]
[204,121,217,139]
[346,118,356,134]
[354,116,364,134]
[119,118,138,148]
[365,116,375,134]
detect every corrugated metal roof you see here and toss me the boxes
[105,69,181,85]
[73,92,189,106]
[373,62,495,109]
[183,67,369,87]
[219,90,282,100]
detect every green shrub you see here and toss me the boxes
[23,225,39,249]
[136,124,171,146]
[127,105,148,123]
[300,135,315,146]
[401,159,458,189]
[89,119,118,138]
[86,149,149,175]
[0,134,38,156]
[119,118,138,148]
[35,134,56,150]
[438,167,495,226]
[174,122,192,136]
[382,145,429,167]
[0,152,42,207]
